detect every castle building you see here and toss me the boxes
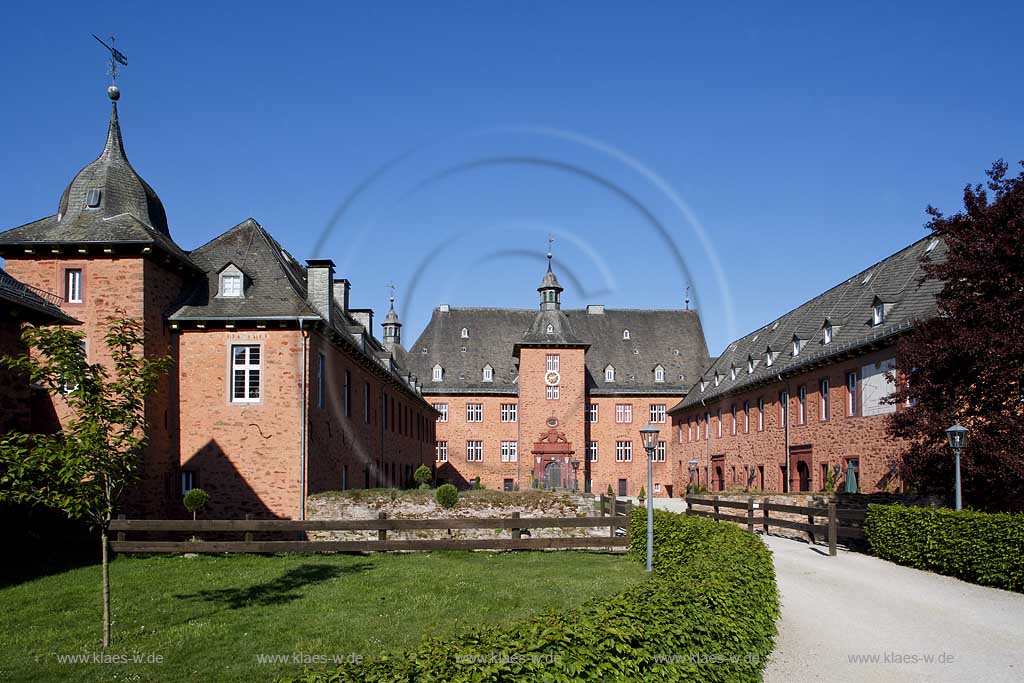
[0,88,436,519]
[669,235,946,495]
[406,251,710,497]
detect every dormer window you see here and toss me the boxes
[654,365,665,383]
[872,298,885,326]
[823,322,833,345]
[460,327,469,339]
[792,335,803,357]
[605,365,616,382]
[765,346,774,367]
[85,189,102,208]
[432,364,443,382]
[218,265,244,298]
[622,329,630,340]
[730,364,738,381]
[546,324,554,335]
[747,355,756,374]
[714,372,721,387]
[699,378,707,392]
[482,364,493,382]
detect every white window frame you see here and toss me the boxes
[432,364,443,382]
[765,348,774,367]
[434,403,448,422]
[230,344,262,403]
[546,385,559,400]
[65,268,83,303]
[587,403,598,423]
[546,354,559,372]
[798,386,807,424]
[654,441,666,462]
[872,302,884,326]
[820,378,830,421]
[587,441,598,462]
[823,324,833,345]
[436,441,448,462]
[220,272,243,298]
[605,365,615,382]
[466,403,483,422]
[482,364,493,382]
[615,403,632,424]
[758,397,765,431]
[461,327,469,339]
[466,440,483,462]
[731,404,737,435]
[500,403,518,423]
[622,329,630,340]
[743,400,750,433]
[847,371,858,416]
[716,408,723,438]
[500,440,518,463]
[649,403,666,424]
[615,440,633,462]
[654,365,665,383]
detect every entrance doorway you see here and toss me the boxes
[618,478,627,496]
[544,461,563,489]
[797,461,811,492]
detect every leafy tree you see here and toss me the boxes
[0,313,170,646]
[183,488,209,520]
[887,161,1024,511]
[413,465,432,488]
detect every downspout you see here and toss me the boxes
[300,320,308,520]
[700,398,709,490]
[777,373,790,494]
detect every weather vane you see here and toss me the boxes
[386,281,396,305]
[93,34,128,84]
[547,233,554,257]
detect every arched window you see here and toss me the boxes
[432,364,443,382]
[482,364,493,382]
[605,365,616,382]
[654,365,665,383]
[622,329,630,340]
[460,327,469,339]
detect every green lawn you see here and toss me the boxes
[0,551,644,682]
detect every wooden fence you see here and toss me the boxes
[108,511,630,554]
[685,496,867,556]
[598,494,634,518]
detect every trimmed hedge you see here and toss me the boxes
[865,504,1024,593]
[278,509,778,683]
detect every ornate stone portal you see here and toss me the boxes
[531,424,575,489]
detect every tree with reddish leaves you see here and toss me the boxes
[887,160,1024,512]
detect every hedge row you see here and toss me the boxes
[278,510,778,683]
[865,504,1024,593]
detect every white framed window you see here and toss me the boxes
[466,403,483,422]
[792,336,802,357]
[846,371,858,416]
[65,268,83,303]
[765,347,774,367]
[699,379,706,392]
[482,364,493,382]
[546,324,554,335]
[798,386,807,424]
[615,403,632,423]
[758,397,765,431]
[436,441,448,462]
[820,378,830,421]
[546,385,559,400]
[743,401,750,433]
[230,345,261,402]
[605,365,615,382]
[500,403,517,422]
[714,373,721,387]
[730,365,737,381]
[654,365,665,383]
[587,441,598,462]
[654,441,666,462]
[317,352,326,408]
[649,404,666,423]
[434,403,448,422]
[432,364,443,382]
[748,356,756,374]
[220,272,242,297]
[461,327,469,338]
[500,440,518,462]
[622,329,630,340]
[716,408,723,437]
[615,440,633,462]
[731,404,737,435]
[587,403,598,423]
[546,354,559,372]
[872,301,884,325]
[823,323,833,345]
[466,440,483,462]
[654,483,661,493]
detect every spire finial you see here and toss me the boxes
[685,285,690,311]
[546,233,554,270]
[93,33,128,99]
[387,281,396,308]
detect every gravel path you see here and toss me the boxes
[763,534,1024,682]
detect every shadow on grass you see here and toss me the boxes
[174,561,372,609]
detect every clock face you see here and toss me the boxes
[544,371,560,386]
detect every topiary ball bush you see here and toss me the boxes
[183,487,209,515]
[413,464,432,487]
[436,483,458,509]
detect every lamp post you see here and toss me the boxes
[570,458,580,492]
[639,424,660,572]
[688,458,698,495]
[945,423,967,511]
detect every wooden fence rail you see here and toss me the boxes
[109,512,630,554]
[685,496,867,556]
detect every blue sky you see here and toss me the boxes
[2,1,1021,353]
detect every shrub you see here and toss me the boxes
[435,484,458,509]
[413,465,432,487]
[606,484,614,497]
[637,485,646,501]
[279,509,777,682]
[182,488,208,520]
[865,504,1024,592]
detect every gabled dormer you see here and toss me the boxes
[871,296,893,326]
[217,263,246,298]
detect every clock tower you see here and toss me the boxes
[514,252,589,489]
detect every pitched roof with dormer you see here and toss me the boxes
[673,234,946,411]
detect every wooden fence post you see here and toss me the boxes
[685,496,693,516]
[511,511,522,540]
[807,506,816,545]
[244,513,253,544]
[378,511,387,543]
[828,502,837,556]
[762,497,770,535]
[713,495,720,522]
[599,494,606,516]
[747,497,754,533]
[117,514,125,543]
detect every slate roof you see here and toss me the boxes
[673,234,946,411]
[0,268,79,325]
[407,307,710,396]
[0,98,193,268]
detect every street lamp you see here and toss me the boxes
[688,458,698,495]
[639,423,660,573]
[570,458,580,492]
[945,423,968,510]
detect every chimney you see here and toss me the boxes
[351,309,374,337]
[306,259,336,322]
[333,278,350,314]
